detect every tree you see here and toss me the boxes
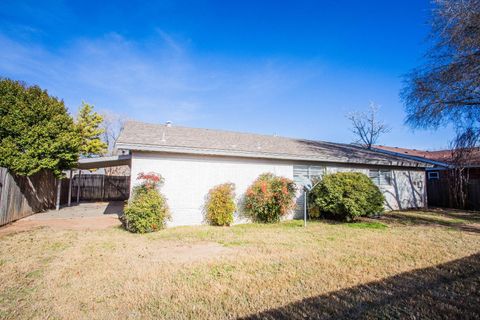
[347,103,390,149]
[402,0,480,143]
[0,79,80,177]
[100,110,129,175]
[100,110,126,156]
[76,102,107,157]
[447,128,479,209]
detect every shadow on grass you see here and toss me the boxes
[381,211,480,234]
[240,253,480,320]
[427,207,480,223]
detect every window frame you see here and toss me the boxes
[427,171,440,180]
[293,165,326,187]
[369,169,393,186]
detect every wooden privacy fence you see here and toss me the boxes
[427,179,480,210]
[61,174,130,203]
[0,167,57,226]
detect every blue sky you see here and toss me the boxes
[0,0,454,149]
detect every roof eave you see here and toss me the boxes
[372,148,444,168]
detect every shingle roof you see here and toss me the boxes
[116,121,430,168]
[374,145,480,167]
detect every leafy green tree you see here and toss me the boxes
[76,102,107,157]
[0,79,80,177]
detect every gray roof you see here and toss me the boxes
[116,121,430,168]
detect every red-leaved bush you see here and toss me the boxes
[243,173,296,223]
[122,172,170,233]
[137,172,163,190]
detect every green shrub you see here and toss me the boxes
[205,183,236,226]
[122,172,170,233]
[244,173,297,223]
[308,172,385,222]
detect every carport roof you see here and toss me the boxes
[76,155,131,170]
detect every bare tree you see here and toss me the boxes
[402,0,480,144]
[100,110,129,176]
[101,110,127,156]
[347,103,390,149]
[447,128,479,209]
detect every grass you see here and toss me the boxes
[0,210,479,319]
[345,221,388,229]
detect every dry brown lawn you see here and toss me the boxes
[0,209,479,319]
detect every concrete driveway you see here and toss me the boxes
[0,201,123,237]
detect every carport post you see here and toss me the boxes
[77,170,81,204]
[67,170,73,207]
[55,178,61,211]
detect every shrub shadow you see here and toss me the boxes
[102,201,125,217]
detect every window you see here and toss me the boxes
[293,165,325,213]
[369,169,392,186]
[293,165,325,187]
[428,171,439,180]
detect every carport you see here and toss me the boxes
[56,154,132,210]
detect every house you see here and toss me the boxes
[374,145,480,210]
[116,121,430,226]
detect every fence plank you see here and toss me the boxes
[0,167,57,226]
[427,178,480,210]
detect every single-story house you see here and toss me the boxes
[116,121,430,226]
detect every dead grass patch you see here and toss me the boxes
[0,210,479,319]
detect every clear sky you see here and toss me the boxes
[0,0,455,150]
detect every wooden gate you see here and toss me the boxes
[61,174,130,203]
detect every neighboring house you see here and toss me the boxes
[374,145,480,210]
[116,121,430,226]
[373,145,480,181]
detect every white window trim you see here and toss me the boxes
[369,169,393,186]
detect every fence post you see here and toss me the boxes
[102,174,105,201]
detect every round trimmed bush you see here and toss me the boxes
[308,172,385,221]
[205,183,236,226]
[244,173,297,223]
[122,172,170,233]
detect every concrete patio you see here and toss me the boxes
[0,201,123,237]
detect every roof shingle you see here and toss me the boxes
[117,121,429,168]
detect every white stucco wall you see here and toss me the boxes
[130,152,294,226]
[130,151,426,227]
[323,165,426,211]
